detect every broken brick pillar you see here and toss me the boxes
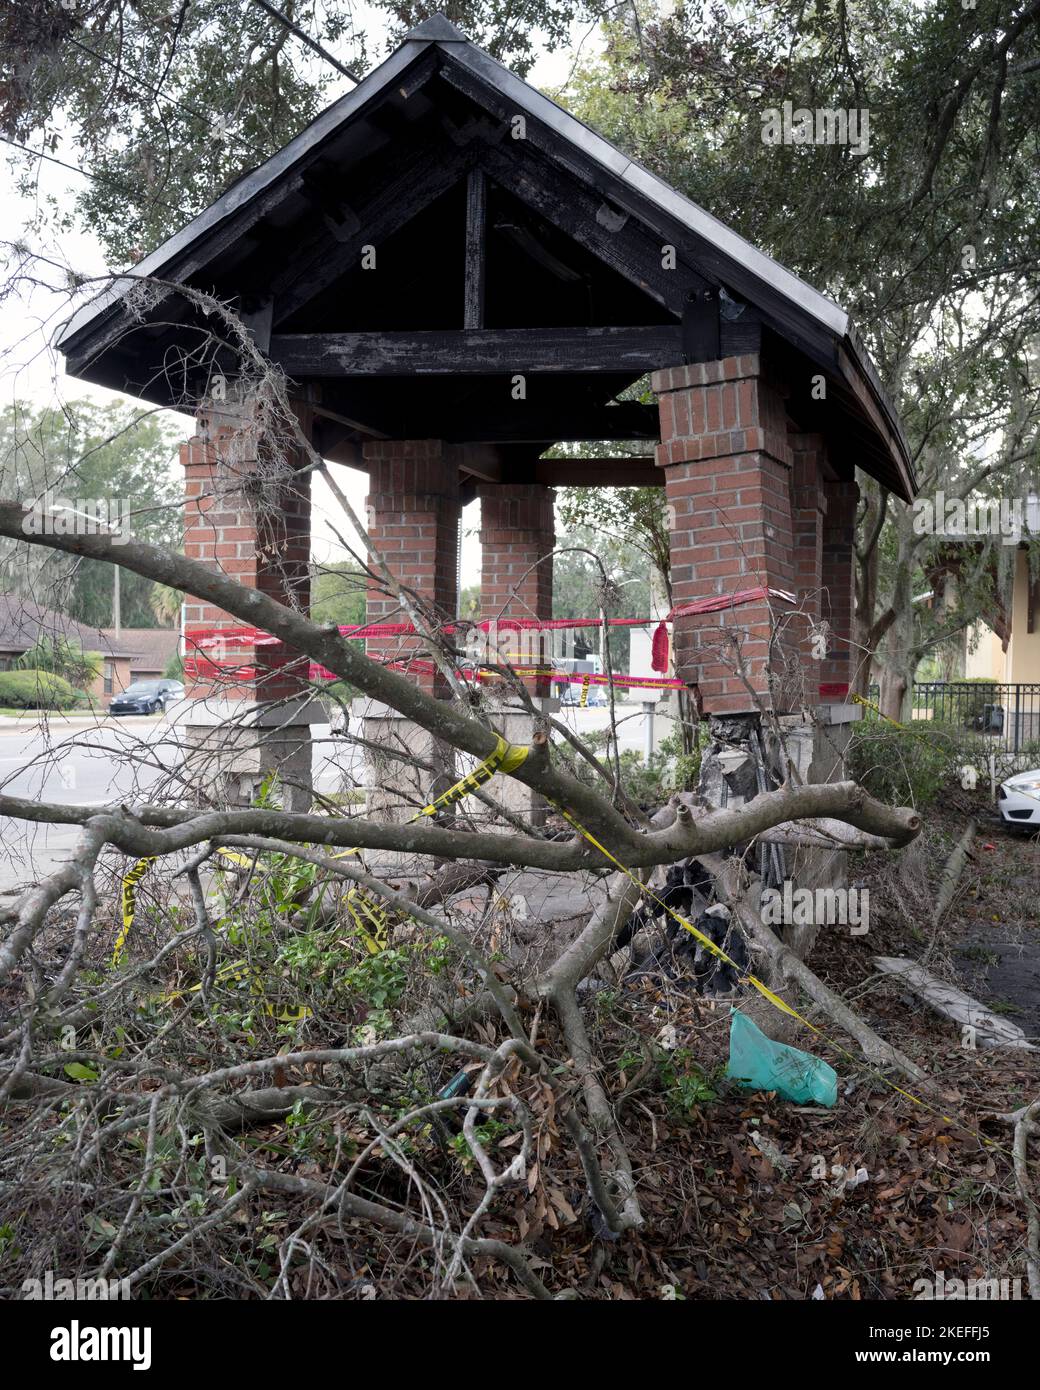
[362,440,460,697]
[181,398,317,811]
[478,482,555,695]
[653,354,798,715]
[821,475,859,695]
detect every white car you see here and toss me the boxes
[997,768,1040,830]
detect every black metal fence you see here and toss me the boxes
[867,682,1040,754]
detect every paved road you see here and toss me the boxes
[0,702,659,891]
[0,713,357,891]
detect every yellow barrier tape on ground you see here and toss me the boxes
[214,848,257,869]
[344,887,390,955]
[215,846,359,872]
[415,735,529,817]
[113,857,156,966]
[554,802,1009,1154]
[161,957,311,1021]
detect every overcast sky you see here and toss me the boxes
[0,18,601,588]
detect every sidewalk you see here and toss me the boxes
[0,712,163,732]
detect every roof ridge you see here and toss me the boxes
[402,14,468,43]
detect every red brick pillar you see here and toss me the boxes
[653,354,797,715]
[478,482,555,695]
[362,440,460,697]
[182,403,312,704]
[791,435,828,697]
[180,401,314,812]
[821,475,859,695]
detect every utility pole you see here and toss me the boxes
[112,564,121,639]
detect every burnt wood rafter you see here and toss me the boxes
[440,402,659,442]
[477,145,705,317]
[436,59,846,376]
[464,169,487,329]
[270,139,482,325]
[269,326,684,376]
[272,139,692,336]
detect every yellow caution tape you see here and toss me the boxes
[344,887,390,955]
[133,736,528,982]
[851,692,906,729]
[214,848,258,869]
[161,957,311,1021]
[113,857,156,966]
[579,673,591,708]
[553,801,1010,1153]
[215,845,358,872]
[415,735,529,817]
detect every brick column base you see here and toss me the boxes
[181,401,314,811]
[653,355,798,715]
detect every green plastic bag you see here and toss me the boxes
[725,1010,838,1106]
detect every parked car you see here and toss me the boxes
[997,768,1040,830]
[559,683,606,707]
[109,679,184,716]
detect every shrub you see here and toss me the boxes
[561,726,704,806]
[16,637,100,690]
[0,669,80,710]
[847,722,991,809]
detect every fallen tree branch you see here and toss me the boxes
[874,956,1035,1051]
[930,819,976,929]
[243,1166,557,1300]
[1012,1098,1040,1300]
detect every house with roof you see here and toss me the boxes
[101,627,181,685]
[0,594,134,705]
[965,541,1040,685]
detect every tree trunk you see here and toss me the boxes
[878,664,909,722]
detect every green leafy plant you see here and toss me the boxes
[16,636,101,690]
[0,668,79,710]
[0,1223,21,1261]
[847,723,989,808]
[342,949,409,1010]
[449,1118,511,1171]
[620,1045,718,1115]
[660,1051,719,1112]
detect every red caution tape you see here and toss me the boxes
[185,625,282,648]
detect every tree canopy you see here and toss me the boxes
[0,400,182,628]
[558,1,1040,710]
[1,0,588,264]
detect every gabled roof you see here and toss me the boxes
[0,595,132,658]
[100,627,180,672]
[58,14,915,499]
